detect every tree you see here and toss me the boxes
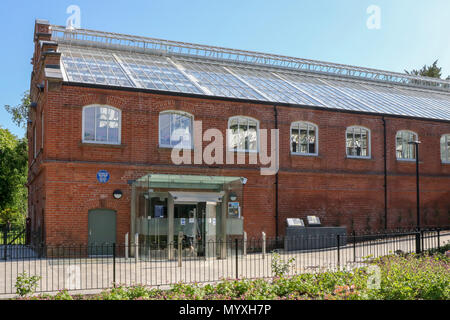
[0,127,28,226]
[405,60,446,79]
[4,91,31,129]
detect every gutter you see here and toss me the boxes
[274,105,279,239]
[382,116,388,230]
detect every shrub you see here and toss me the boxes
[271,251,295,277]
[15,272,41,297]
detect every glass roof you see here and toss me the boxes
[58,44,450,121]
[60,45,133,87]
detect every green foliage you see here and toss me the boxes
[0,127,28,226]
[405,60,449,79]
[4,91,31,129]
[271,251,295,277]
[15,272,41,297]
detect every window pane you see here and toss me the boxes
[159,113,171,146]
[347,131,355,156]
[248,122,257,151]
[96,107,108,142]
[229,118,239,150]
[108,120,119,143]
[354,128,362,156]
[308,125,316,154]
[361,130,368,156]
[291,127,299,153]
[84,107,95,141]
[299,126,308,153]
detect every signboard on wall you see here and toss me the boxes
[155,205,164,218]
[96,170,110,184]
[228,202,240,218]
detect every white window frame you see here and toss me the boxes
[227,116,260,153]
[290,121,319,156]
[346,126,371,159]
[82,105,122,145]
[441,134,450,164]
[158,110,194,149]
[396,130,418,161]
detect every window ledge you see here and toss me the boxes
[227,150,259,154]
[79,141,125,149]
[291,153,320,158]
[158,145,193,151]
[345,156,373,160]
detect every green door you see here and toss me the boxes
[88,209,116,256]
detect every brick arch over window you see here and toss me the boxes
[82,105,122,145]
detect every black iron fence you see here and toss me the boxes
[0,228,449,296]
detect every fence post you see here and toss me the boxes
[337,234,341,269]
[113,243,116,287]
[135,233,139,262]
[243,232,247,256]
[437,229,440,251]
[415,232,421,254]
[262,232,266,259]
[125,233,129,259]
[235,238,239,280]
[421,230,425,251]
[178,231,183,267]
[352,232,356,263]
[3,225,7,261]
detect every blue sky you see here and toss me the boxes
[1,0,449,138]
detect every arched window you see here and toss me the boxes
[441,134,450,163]
[291,122,318,155]
[159,111,193,149]
[228,116,259,152]
[346,126,371,158]
[396,130,418,160]
[82,105,121,144]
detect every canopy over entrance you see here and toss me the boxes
[134,173,246,190]
[130,174,246,259]
[169,191,224,204]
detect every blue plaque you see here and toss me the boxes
[97,170,110,183]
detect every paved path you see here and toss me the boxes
[1,232,448,298]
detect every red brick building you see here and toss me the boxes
[28,20,450,249]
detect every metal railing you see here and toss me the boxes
[0,228,448,296]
